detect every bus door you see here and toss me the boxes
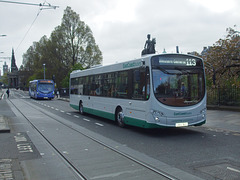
[84,76,93,114]
[125,67,150,124]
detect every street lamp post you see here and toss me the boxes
[43,64,45,80]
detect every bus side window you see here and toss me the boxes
[115,71,128,99]
[132,69,141,99]
[95,75,102,96]
[132,67,149,100]
[145,67,150,100]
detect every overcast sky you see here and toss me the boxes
[0,0,240,74]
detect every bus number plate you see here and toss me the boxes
[175,122,188,127]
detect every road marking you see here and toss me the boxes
[17,143,33,153]
[233,133,240,136]
[14,133,34,153]
[83,118,90,122]
[60,110,65,113]
[66,113,71,116]
[55,108,59,111]
[0,159,13,179]
[74,115,79,118]
[227,167,240,173]
[95,123,104,127]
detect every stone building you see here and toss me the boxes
[7,49,19,88]
[3,61,8,75]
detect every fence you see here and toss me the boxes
[58,88,69,98]
[57,87,240,106]
[207,87,240,106]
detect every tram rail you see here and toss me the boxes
[9,98,176,180]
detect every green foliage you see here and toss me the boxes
[0,73,8,86]
[203,26,240,88]
[21,6,102,88]
[61,63,84,88]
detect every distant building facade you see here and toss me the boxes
[3,61,8,75]
[7,49,19,88]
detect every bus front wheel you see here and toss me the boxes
[116,108,125,128]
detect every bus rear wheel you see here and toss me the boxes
[116,108,125,128]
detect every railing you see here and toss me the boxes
[207,87,240,106]
[58,88,69,98]
[56,87,240,107]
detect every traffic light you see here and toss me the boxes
[52,75,55,82]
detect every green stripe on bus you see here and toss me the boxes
[82,106,115,121]
[70,104,79,110]
[70,104,165,128]
[124,116,165,128]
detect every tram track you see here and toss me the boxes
[9,98,87,180]
[9,98,176,180]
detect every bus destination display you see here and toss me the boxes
[159,58,197,66]
[152,55,203,67]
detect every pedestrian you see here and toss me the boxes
[6,88,10,98]
[57,90,59,98]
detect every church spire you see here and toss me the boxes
[11,48,18,72]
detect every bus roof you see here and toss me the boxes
[70,54,152,78]
[70,53,202,78]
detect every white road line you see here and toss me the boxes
[95,123,104,127]
[227,167,240,173]
[60,110,65,113]
[83,118,90,122]
[74,115,79,118]
[55,108,59,111]
[66,113,71,115]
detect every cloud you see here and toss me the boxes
[0,0,239,70]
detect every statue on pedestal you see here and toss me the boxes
[141,34,156,56]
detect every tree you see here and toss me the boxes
[0,73,8,86]
[52,6,102,68]
[203,27,240,87]
[61,63,84,88]
[21,6,102,88]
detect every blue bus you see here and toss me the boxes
[29,79,55,100]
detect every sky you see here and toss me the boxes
[0,0,240,75]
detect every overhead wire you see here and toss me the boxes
[16,8,42,52]
[0,0,59,9]
[8,0,58,52]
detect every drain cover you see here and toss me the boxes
[197,163,240,180]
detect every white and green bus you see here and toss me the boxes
[70,53,206,128]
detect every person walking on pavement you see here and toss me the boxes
[6,88,10,98]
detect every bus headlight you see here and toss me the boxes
[200,108,206,119]
[151,110,164,122]
[200,108,206,114]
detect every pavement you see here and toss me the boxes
[0,89,240,180]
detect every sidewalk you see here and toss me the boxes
[207,105,240,112]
